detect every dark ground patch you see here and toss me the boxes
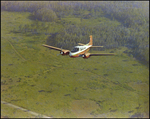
[64,94,71,96]
[38,90,45,92]
[111,81,120,85]
[128,71,133,73]
[17,78,22,82]
[130,113,144,118]
[132,64,138,66]
[128,110,134,113]
[103,74,108,76]
[135,106,140,109]
[110,109,117,112]
[109,51,114,53]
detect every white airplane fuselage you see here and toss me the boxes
[69,45,92,57]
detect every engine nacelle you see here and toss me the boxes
[82,53,91,58]
[60,50,70,55]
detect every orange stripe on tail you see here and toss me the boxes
[89,35,93,45]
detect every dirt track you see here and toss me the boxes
[1,101,51,118]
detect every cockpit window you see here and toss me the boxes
[71,47,79,53]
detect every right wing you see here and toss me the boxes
[42,44,70,52]
[90,53,115,56]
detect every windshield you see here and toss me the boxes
[71,47,79,53]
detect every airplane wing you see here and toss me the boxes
[90,53,115,56]
[42,44,70,52]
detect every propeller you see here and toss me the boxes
[57,47,63,56]
[60,47,64,55]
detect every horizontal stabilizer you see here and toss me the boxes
[90,53,115,56]
[91,46,104,48]
[78,43,86,46]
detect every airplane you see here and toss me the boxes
[42,35,115,58]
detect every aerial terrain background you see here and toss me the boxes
[1,1,149,118]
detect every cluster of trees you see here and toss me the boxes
[12,21,51,35]
[47,24,129,49]
[34,8,57,22]
[1,1,148,23]
[1,1,149,63]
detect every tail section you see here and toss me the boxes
[89,35,93,46]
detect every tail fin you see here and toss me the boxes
[89,35,93,46]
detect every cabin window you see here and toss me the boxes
[71,47,79,53]
[80,47,86,51]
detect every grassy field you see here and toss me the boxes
[1,11,149,118]
[61,16,121,27]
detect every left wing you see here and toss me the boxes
[42,44,69,51]
[90,53,115,56]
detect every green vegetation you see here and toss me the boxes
[2,1,148,63]
[1,1,149,118]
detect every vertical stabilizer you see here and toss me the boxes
[89,35,93,46]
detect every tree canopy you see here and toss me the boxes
[34,8,57,22]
